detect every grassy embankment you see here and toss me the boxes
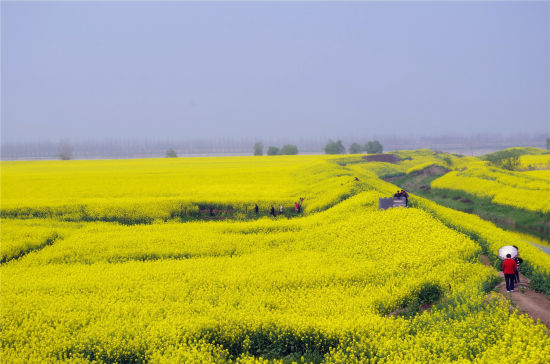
[387,166,550,241]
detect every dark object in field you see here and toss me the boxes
[419,185,426,189]
[379,196,408,210]
[209,207,214,216]
[270,205,275,217]
[441,195,448,199]
[452,196,461,200]
[254,204,259,215]
[460,198,474,204]
[363,154,401,164]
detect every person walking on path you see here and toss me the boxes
[502,253,518,292]
[279,205,283,215]
[270,205,275,217]
[512,246,523,285]
[254,204,259,215]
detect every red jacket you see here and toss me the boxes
[502,258,517,274]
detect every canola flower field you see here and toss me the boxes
[1,156,364,224]
[523,170,550,180]
[422,147,550,214]
[430,166,550,214]
[519,154,550,171]
[1,153,550,363]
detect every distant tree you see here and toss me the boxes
[279,144,299,155]
[253,142,264,156]
[484,149,521,170]
[57,140,73,160]
[165,148,178,158]
[349,142,363,154]
[365,140,383,154]
[267,146,280,155]
[374,140,383,153]
[324,140,346,154]
[547,137,550,151]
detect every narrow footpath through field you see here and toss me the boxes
[481,255,550,329]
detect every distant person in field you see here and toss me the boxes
[254,204,259,215]
[512,246,523,285]
[295,202,299,213]
[270,205,275,217]
[401,190,409,206]
[502,253,518,293]
[298,198,304,213]
[209,206,214,217]
[394,190,402,198]
[279,205,283,214]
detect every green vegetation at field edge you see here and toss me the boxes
[389,168,550,241]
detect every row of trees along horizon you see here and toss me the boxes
[62,140,383,159]
[166,141,383,158]
[250,140,383,156]
[250,138,550,158]
[57,137,550,159]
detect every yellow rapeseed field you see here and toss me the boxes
[1,155,549,363]
[0,218,81,263]
[523,170,550,179]
[1,156,365,223]
[519,153,550,170]
[430,167,550,214]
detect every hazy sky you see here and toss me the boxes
[2,1,549,142]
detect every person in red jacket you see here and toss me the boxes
[502,254,518,292]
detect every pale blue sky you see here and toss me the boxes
[2,1,549,142]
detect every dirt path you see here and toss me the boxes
[481,255,550,329]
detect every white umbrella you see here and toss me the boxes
[498,246,518,260]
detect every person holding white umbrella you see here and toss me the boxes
[502,253,518,293]
[498,245,518,260]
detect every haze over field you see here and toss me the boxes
[1,1,548,145]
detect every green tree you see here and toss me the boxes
[365,140,383,154]
[279,144,299,155]
[373,140,383,153]
[349,142,363,154]
[324,140,346,154]
[267,146,280,155]
[253,142,264,156]
[165,148,178,158]
[546,137,550,151]
[484,150,521,170]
